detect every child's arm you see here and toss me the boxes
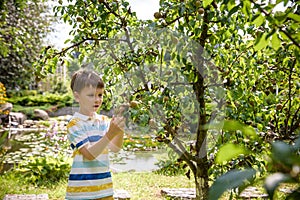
[108,105,127,152]
[79,116,125,160]
[108,121,124,152]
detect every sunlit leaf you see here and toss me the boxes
[222,120,244,131]
[228,5,239,18]
[271,33,281,50]
[216,143,249,163]
[288,13,300,22]
[252,14,265,27]
[254,33,268,51]
[242,126,257,138]
[241,0,251,16]
[203,0,213,8]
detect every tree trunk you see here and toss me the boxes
[193,50,209,199]
[194,147,209,199]
[192,75,209,199]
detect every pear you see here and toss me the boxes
[130,100,139,108]
[154,12,162,19]
[198,8,205,15]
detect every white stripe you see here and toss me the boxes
[73,154,109,162]
[70,166,109,174]
[68,177,112,187]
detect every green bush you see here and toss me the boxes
[15,154,71,186]
[6,90,39,98]
[8,92,73,107]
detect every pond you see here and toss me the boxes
[0,127,166,173]
[110,150,165,172]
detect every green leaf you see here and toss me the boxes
[179,5,185,15]
[254,33,268,51]
[294,135,300,151]
[287,13,300,22]
[226,0,236,11]
[209,168,256,200]
[271,141,294,166]
[271,33,281,50]
[242,126,257,138]
[252,14,265,27]
[241,0,251,16]
[216,143,248,163]
[264,173,291,200]
[228,5,239,18]
[203,0,213,8]
[222,120,244,131]
[206,120,258,139]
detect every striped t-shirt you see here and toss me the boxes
[66,112,113,200]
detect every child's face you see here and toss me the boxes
[75,86,104,116]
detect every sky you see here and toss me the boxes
[127,0,160,20]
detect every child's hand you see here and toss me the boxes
[106,116,125,140]
[114,103,129,116]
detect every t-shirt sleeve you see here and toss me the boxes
[67,118,89,150]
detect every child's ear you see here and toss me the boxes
[73,92,80,102]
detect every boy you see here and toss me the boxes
[66,69,125,200]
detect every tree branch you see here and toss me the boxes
[250,0,300,49]
[168,138,197,173]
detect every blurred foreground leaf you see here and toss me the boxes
[209,168,256,200]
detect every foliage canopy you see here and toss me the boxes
[33,0,300,199]
[0,0,52,90]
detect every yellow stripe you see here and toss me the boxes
[67,118,80,128]
[67,182,113,193]
[72,149,80,157]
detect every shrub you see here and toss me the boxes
[15,154,71,186]
[8,92,73,108]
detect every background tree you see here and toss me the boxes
[36,0,299,199]
[0,0,52,90]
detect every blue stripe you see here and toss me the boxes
[69,172,111,181]
[72,160,109,168]
[75,138,89,148]
[72,135,102,149]
[88,135,101,142]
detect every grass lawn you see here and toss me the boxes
[0,171,195,200]
[113,172,195,200]
[0,170,295,200]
